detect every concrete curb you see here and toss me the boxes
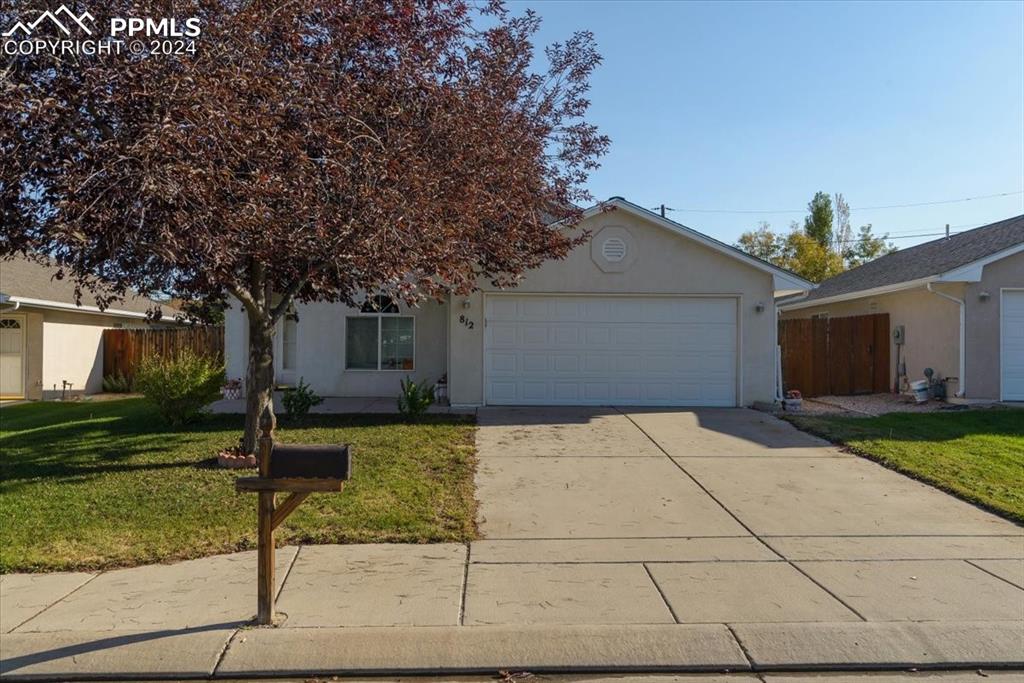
[215,624,748,677]
[3,622,1022,681]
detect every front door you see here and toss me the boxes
[0,315,26,399]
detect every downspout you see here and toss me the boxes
[774,300,783,401]
[926,282,965,397]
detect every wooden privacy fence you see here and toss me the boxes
[103,326,224,383]
[779,313,890,397]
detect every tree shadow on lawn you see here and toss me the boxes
[0,402,473,484]
[0,408,242,484]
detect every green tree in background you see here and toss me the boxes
[782,230,845,282]
[803,191,834,247]
[736,221,784,263]
[846,224,896,267]
[735,191,895,283]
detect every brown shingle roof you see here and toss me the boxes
[0,255,180,317]
[787,214,1024,304]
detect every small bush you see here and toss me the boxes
[101,371,133,393]
[135,351,225,426]
[282,377,323,418]
[398,376,435,419]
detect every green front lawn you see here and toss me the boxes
[0,399,477,572]
[787,409,1024,524]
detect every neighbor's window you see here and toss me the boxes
[345,296,415,371]
[282,316,298,370]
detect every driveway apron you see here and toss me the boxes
[470,406,1023,632]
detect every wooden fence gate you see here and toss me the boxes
[103,326,224,384]
[779,313,890,397]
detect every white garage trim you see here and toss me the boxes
[481,292,742,407]
[1000,288,1024,401]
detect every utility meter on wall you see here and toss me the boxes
[893,325,906,345]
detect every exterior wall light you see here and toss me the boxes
[755,302,766,313]
[462,299,472,309]
[979,291,991,301]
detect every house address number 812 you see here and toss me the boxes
[459,314,475,330]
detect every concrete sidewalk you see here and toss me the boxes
[2,407,1022,680]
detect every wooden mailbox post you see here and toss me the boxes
[236,408,351,625]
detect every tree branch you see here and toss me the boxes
[228,282,260,318]
[270,276,309,324]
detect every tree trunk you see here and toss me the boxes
[242,313,275,455]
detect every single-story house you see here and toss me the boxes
[224,197,813,407]
[0,256,180,400]
[779,214,1024,401]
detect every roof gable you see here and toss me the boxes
[574,198,814,294]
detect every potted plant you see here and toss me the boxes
[783,389,803,411]
[222,378,243,400]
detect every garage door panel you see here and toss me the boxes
[553,383,579,401]
[485,295,738,406]
[1002,291,1024,401]
[488,323,517,346]
[488,352,516,373]
[552,326,579,345]
[489,381,516,401]
[553,355,580,373]
[521,354,549,372]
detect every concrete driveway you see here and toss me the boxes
[471,406,1023,627]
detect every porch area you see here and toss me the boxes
[209,392,475,415]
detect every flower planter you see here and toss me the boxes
[217,449,256,469]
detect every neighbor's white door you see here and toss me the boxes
[484,295,738,406]
[1001,290,1024,401]
[0,316,26,399]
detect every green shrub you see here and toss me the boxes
[398,376,435,419]
[282,377,323,418]
[101,371,133,393]
[135,351,225,426]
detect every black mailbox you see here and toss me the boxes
[269,444,351,480]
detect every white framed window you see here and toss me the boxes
[345,296,415,371]
[282,315,298,370]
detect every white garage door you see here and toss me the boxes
[484,295,737,406]
[1001,290,1024,401]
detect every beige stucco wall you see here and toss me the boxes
[39,309,148,397]
[965,252,1024,400]
[1,306,162,399]
[224,298,448,398]
[447,209,778,406]
[780,284,963,393]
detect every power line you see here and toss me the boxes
[651,190,1023,215]
[833,229,972,244]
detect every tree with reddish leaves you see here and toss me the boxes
[1,0,608,451]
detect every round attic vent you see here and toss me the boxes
[602,237,627,262]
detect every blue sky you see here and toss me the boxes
[509,0,1024,248]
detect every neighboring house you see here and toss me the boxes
[224,197,813,407]
[779,215,1024,401]
[0,256,180,400]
